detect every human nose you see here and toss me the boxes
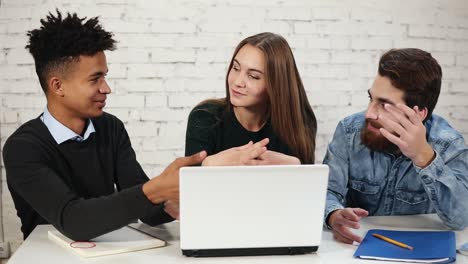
[365,102,378,120]
[99,80,111,94]
[234,72,246,88]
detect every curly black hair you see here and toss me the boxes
[26,9,116,92]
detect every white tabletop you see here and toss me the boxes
[8,214,468,264]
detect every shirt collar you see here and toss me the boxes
[41,107,96,144]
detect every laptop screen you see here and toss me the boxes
[180,165,329,254]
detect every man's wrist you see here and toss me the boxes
[413,145,436,168]
[142,177,167,204]
[325,209,340,229]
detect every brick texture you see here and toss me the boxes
[1,0,467,258]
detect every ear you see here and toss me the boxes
[48,77,65,97]
[415,106,428,121]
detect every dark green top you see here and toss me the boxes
[3,112,173,240]
[185,102,293,157]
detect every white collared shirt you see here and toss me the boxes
[40,107,96,144]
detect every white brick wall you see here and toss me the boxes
[1,0,468,259]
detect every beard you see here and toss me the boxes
[360,119,399,154]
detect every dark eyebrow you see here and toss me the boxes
[233,59,264,75]
[367,89,397,105]
[88,69,108,79]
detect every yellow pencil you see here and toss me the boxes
[372,233,414,250]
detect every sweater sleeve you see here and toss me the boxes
[112,117,174,226]
[3,117,171,241]
[184,103,220,157]
[4,137,152,241]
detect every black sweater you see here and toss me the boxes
[3,112,173,240]
[185,102,292,157]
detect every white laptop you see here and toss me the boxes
[179,165,329,257]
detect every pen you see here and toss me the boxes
[372,233,414,250]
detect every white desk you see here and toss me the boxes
[8,214,468,264]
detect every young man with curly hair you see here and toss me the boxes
[3,10,206,241]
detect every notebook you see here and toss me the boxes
[354,229,456,263]
[48,225,166,258]
[179,165,329,257]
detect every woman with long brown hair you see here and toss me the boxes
[185,32,317,165]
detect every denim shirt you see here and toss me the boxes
[323,112,468,230]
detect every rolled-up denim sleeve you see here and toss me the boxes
[415,137,468,230]
[323,121,350,223]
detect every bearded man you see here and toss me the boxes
[323,48,468,244]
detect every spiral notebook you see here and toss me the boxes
[354,229,456,263]
[48,226,166,258]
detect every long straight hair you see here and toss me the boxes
[201,32,317,163]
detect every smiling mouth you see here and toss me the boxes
[231,89,246,96]
[95,100,106,107]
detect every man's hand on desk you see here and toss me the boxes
[328,208,369,244]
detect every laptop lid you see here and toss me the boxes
[179,165,329,256]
